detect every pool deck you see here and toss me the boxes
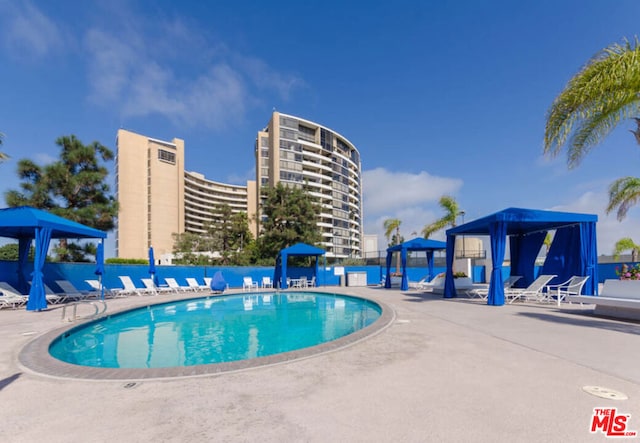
[1,286,640,442]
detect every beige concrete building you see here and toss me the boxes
[256,112,363,258]
[116,112,364,260]
[115,129,255,260]
[115,129,185,259]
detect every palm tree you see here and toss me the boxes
[422,196,460,238]
[383,218,402,274]
[0,132,8,162]
[544,37,640,219]
[613,237,640,262]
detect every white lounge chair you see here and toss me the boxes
[504,275,557,304]
[115,276,148,296]
[141,278,168,295]
[165,277,191,293]
[84,279,119,299]
[204,277,212,288]
[543,275,590,306]
[55,280,92,301]
[467,275,522,300]
[243,276,258,291]
[0,282,29,308]
[261,276,273,288]
[186,277,208,292]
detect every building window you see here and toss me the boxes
[158,149,176,164]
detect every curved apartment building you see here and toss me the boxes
[116,112,363,260]
[256,112,363,258]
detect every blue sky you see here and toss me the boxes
[1,0,640,258]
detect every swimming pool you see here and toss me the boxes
[48,292,382,371]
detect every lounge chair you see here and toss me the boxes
[467,275,522,300]
[84,279,119,299]
[186,277,208,292]
[165,277,191,293]
[409,275,442,291]
[261,276,273,288]
[243,276,258,291]
[504,275,557,304]
[116,276,151,296]
[55,280,92,301]
[0,282,29,308]
[204,277,212,288]
[543,275,590,306]
[142,278,171,295]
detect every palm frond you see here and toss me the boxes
[606,176,640,220]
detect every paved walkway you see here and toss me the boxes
[1,287,639,442]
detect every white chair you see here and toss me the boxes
[0,282,29,308]
[55,280,93,301]
[165,277,191,293]
[204,277,212,288]
[504,275,557,304]
[186,277,207,292]
[142,278,173,295]
[243,276,258,291]
[544,276,590,306]
[85,279,117,298]
[115,276,148,296]
[261,276,273,288]
[467,275,522,300]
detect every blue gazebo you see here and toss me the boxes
[384,237,447,291]
[444,207,598,306]
[274,243,326,289]
[0,206,107,311]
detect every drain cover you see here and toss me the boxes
[123,382,139,389]
[582,386,628,400]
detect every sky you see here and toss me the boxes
[1,0,640,258]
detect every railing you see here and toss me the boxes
[455,250,487,259]
[61,300,107,322]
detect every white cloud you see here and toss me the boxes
[363,168,463,250]
[84,19,302,131]
[0,1,66,60]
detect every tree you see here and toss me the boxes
[422,196,461,238]
[258,183,321,261]
[544,37,640,219]
[383,218,402,273]
[613,237,640,262]
[0,132,8,162]
[5,135,118,261]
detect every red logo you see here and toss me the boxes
[590,408,637,438]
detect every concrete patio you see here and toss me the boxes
[1,286,639,442]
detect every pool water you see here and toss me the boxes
[49,292,381,369]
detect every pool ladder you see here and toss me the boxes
[61,300,107,322]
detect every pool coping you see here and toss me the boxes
[17,290,395,381]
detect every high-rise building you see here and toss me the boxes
[115,112,363,260]
[255,112,363,258]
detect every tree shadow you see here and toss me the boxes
[0,373,21,391]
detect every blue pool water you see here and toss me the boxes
[49,292,381,369]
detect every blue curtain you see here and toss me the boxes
[27,227,52,311]
[95,241,105,299]
[487,221,507,306]
[444,235,456,298]
[313,255,319,287]
[580,221,598,295]
[400,247,408,290]
[17,237,32,294]
[384,251,392,288]
[427,250,434,282]
[542,225,580,285]
[509,231,546,287]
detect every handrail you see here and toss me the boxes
[61,299,107,322]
